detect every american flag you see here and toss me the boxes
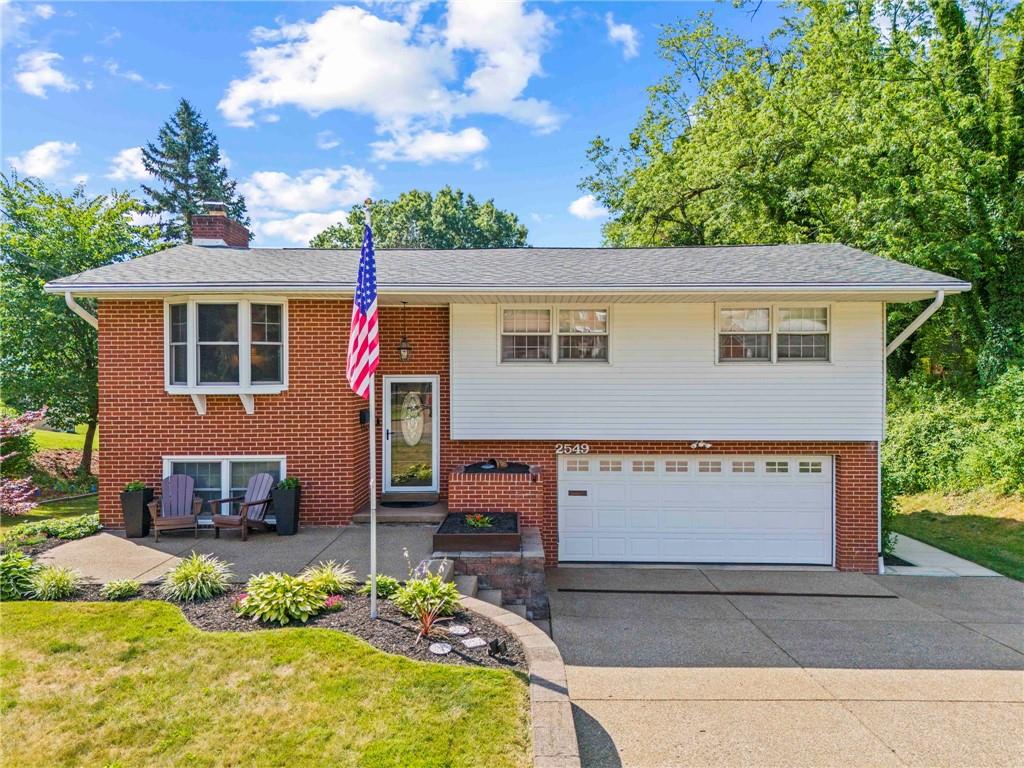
[346,223,379,398]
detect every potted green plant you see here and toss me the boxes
[120,481,153,538]
[273,477,301,536]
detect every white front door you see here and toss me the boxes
[382,376,439,493]
[558,455,834,564]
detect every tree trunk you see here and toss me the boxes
[79,412,98,477]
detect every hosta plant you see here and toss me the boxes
[30,566,81,600]
[100,579,142,600]
[238,572,326,626]
[0,550,38,600]
[160,553,233,602]
[299,560,356,595]
[392,572,460,619]
[357,574,401,599]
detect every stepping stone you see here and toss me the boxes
[448,624,470,636]
[461,636,487,649]
[429,642,452,655]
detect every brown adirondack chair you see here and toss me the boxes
[148,475,203,542]
[211,473,275,541]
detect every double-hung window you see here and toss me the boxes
[166,298,287,392]
[717,306,829,363]
[777,307,829,361]
[500,306,610,363]
[718,308,771,362]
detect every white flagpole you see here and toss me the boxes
[366,198,378,620]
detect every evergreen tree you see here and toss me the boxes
[141,99,249,243]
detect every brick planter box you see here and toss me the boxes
[447,463,543,517]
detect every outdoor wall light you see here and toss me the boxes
[397,301,413,362]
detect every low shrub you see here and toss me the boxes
[238,572,326,625]
[0,550,38,600]
[392,572,460,619]
[300,560,356,595]
[30,565,81,600]
[100,579,142,600]
[357,574,401,599]
[277,476,300,490]
[122,481,146,492]
[0,513,101,550]
[160,553,233,602]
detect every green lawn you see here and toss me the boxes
[0,494,98,529]
[30,424,98,452]
[0,601,530,768]
[893,491,1024,581]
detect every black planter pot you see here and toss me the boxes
[273,487,300,535]
[120,488,154,538]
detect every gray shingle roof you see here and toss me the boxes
[45,243,970,294]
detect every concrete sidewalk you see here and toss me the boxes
[549,567,1024,768]
[37,525,436,583]
[888,533,1003,576]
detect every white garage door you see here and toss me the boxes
[558,455,833,564]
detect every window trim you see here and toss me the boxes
[162,455,286,519]
[497,304,612,365]
[714,302,832,365]
[164,295,289,396]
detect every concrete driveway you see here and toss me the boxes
[547,567,1024,768]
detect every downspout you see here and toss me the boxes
[65,291,98,329]
[878,290,944,574]
[885,291,944,357]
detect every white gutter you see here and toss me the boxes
[44,282,970,296]
[64,292,98,329]
[885,290,944,356]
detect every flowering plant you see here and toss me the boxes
[465,513,494,529]
[232,592,249,612]
[323,594,345,612]
[0,408,45,517]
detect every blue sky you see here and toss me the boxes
[2,1,786,247]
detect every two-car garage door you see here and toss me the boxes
[558,455,833,565]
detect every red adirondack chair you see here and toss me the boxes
[211,473,275,541]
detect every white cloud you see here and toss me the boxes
[2,1,55,48]
[33,4,54,19]
[220,150,232,169]
[241,166,374,212]
[106,146,151,181]
[15,50,77,97]
[72,173,88,185]
[104,59,170,90]
[129,211,166,227]
[316,130,341,150]
[100,27,121,45]
[370,127,487,163]
[568,194,608,221]
[605,13,639,60]
[7,140,78,179]
[219,1,560,161]
[254,209,351,246]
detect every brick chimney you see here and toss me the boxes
[192,201,250,248]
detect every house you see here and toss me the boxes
[45,207,970,573]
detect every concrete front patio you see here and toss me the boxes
[548,567,1024,768]
[38,525,436,584]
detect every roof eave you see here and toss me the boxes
[44,281,971,296]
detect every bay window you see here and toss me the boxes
[165,297,288,392]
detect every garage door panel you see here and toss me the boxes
[559,455,833,565]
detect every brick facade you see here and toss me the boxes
[97,300,880,573]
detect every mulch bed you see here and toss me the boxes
[0,537,66,557]
[32,449,98,483]
[67,584,527,672]
[438,512,519,534]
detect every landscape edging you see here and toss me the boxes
[461,595,581,768]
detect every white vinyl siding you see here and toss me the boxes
[450,302,884,441]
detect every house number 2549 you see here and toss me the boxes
[555,443,590,455]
